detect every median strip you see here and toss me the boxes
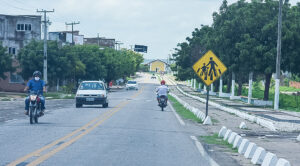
[168,94,203,123]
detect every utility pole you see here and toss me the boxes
[115,41,123,50]
[65,21,80,45]
[37,9,54,85]
[97,33,100,46]
[274,0,283,110]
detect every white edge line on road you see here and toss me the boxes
[168,101,185,126]
[190,135,220,166]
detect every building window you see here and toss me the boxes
[25,24,31,31]
[17,24,31,31]
[10,73,24,84]
[8,47,16,55]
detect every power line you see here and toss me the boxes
[12,0,36,9]
[0,0,32,11]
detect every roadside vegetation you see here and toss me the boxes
[168,95,203,123]
[44,92,75,100]
[171,0,300,111]
[0,93,26,101]
[0,40,144,92]
[199,133,238,153]
[228,81,300,112]
[0,42,15,80]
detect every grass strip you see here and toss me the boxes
[1,98,11,101]
[168,94,203,123]
[199,133,238,153]
[0,94,7,97]
[45,92,75,99]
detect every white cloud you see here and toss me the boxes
[0,0,299,59]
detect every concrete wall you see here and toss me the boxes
[0,61,26,92]
[150,61,166,72]
[0,14,41,92]
[84,37,115,48]
[49,31,83,46]
[0,15,41,55]
[289,81,300,89]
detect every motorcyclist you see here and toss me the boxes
[156,80,169,105]
[24,71,46,116]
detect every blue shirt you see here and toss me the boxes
[27,79,45,95]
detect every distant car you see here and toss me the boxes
[151,75,156,79]
[75,81,109,108]
[126,80,138,90]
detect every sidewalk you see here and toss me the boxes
[162,75,300,165]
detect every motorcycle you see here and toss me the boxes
[28,90,42,124]
[158,95,167,111]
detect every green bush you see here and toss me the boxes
[240,81,300,111]
[62,83,76,94]
[284,78,289,87]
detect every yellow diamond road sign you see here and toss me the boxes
[192,50,227,86]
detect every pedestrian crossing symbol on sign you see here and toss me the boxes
[192,50,227,86]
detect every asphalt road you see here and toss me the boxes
[0,83,214,166]
[0,99,74,124]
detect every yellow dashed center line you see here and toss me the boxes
[7,87,144,166]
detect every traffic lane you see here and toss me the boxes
[0,99,75,123]
[0,91,126,165]
[40,83,210,166]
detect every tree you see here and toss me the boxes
[281,3,300,76]
[0,42,14,79]
[173,0,300,101]
[17,40,44,80]
[18,40,86,86]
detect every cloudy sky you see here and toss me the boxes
[0,0,298,59]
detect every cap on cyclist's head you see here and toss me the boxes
[33,71,42,77]
[161,80,166,85]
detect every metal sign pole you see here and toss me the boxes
[205,85,209,118]
[192,50,227,118]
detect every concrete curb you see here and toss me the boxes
[217,126,291,166]
[262,152,278,166]
[176,86,279,131]
[228,132,237,144]
[239,122,247,129]
[251,147,266,165]
[233,135,242,149]
[203,116,212,125]
[169,93,206,122]
[218,126,227,138]
[238,139,250,154]
[276,158,291,166]
[244,142,257,159]
[223,129,232,141]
